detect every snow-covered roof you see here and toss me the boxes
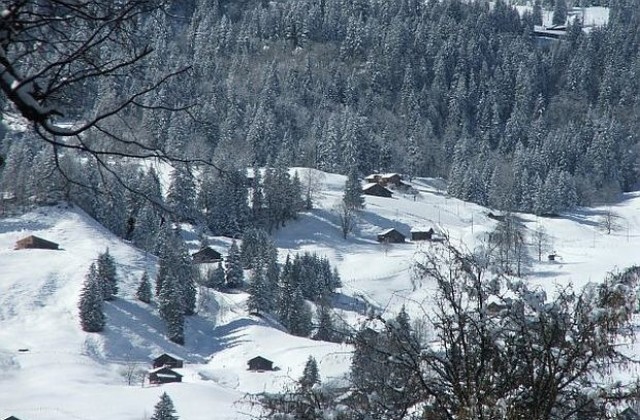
[149,366,182,376]
[410,226,434,233]
[151,352,182,361]
[378,228,400,236]
[363,183,381,190]
[381,173,401,179]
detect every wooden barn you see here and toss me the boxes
[363,183,393,198]
[377,228,406,243]
[14,235,59,250]
[191,246,223,264]
[248,356,274,371]
[148,366,183,384]
[152,353,184,369]
[411,227,434,241]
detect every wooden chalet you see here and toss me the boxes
[148,366,183,384]
[14,235,59,250]
[152,353,184,369]
[411,227,434,241]
[191,246,223,264]
[247,356,274,371]
[363,183,393,198]
[377,228,406,244]
[4,416,22,420]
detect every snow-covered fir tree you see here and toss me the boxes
[136,271,152,304]
[224,240,244,289]
[158,274,185,345]
[165,165,197,223]
[343,168,364,210]
[151,392,179,420]
[97,248,118,300]
[78,263,106,333]
[314,304,336,342]
[299,356,320,391]
[204,262,225,289]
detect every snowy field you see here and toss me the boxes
[0,168,639,419]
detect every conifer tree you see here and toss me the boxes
[78,263,106,333]
[158,275,185,345]
[97,248,118,300]
[247,267,273,315]
[299,356,320,391]
[151,392,179,420]
[343,168,364,210]
[288,286,313,337]
[314,304,336,342]
[165,165,196,223]
[552,0,568,25]
[205,262,226,289]
[225,240,244,289]
[136,271,153,304]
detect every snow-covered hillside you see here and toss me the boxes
[1,168,640,419]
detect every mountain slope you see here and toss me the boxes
[1,170,640,419]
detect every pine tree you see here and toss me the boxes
[205,262,225,289]
[552,0,568,25]
[78,263,106,333]
[158,275,185,345]
[299,356,320,391]
[136,271,152,304]
[247,266,273,315]
[225,240,244,289]
[165,165,196,223]
[288,286,313,337]
[343,168,365,210]
[151,392,179,420]
[314,305,335,342]
[97,248,118,300]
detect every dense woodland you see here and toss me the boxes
[2,0,640,224]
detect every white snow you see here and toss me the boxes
[1,168,640,418]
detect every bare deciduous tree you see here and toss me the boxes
[0,0,201,187]
[336,201,357,240]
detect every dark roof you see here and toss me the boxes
[192,246,223,263]
[363,183,393,197]
[248,356,272,364]
[153,353,182,362]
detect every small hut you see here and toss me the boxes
[152,353,184,369]
[191,246,223,264]
[248,356,274,371]
[148,366,183,384]
[411,227,434,241]
[377,228,406,243]
[14,235,59,250]
[363,183,393,198]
